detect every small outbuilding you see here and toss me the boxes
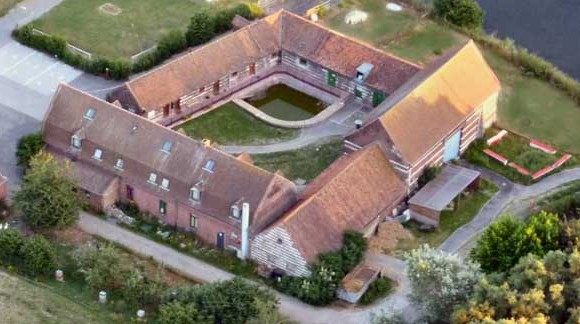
[337,263,381,303]
[408,165,480,226]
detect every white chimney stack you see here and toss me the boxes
[240,202,250,259]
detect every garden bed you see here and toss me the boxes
[175,102,298,146]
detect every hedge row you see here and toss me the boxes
[12,3,263,80]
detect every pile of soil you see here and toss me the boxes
[369,220,414,254]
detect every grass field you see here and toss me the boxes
[0,271,115,324]
[31,0,229,58]
[324,0,464,64]
[175,102,298,145]
[395,179,498,255]
[252,138,344,182]
[0,0,21,17]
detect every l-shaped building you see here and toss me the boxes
[42,10,500,276]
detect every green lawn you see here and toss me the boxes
[175,102,298,145]
[323,0,464,64]
[252,138,344,182]
[394,179,498,255]
[0,0,21,17]
[31,0,230,58]
[0,271,116,324]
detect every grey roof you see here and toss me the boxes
[409,165,480,211]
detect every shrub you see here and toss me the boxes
[156,30,187,61]
[0,229,25,264]
[14,151,81,229]
[123,268,166,307]
[20,235,56,276]
[359,277,394,305]
[433,0,484,29]
[186,10,215,47]
[417,166,441,188]
[157,301,206,324]
[243,2,264,19]
[317,5,328,18]
[73,244,127,290]
[16,132,44,168]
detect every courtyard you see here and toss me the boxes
[29,0,239,58]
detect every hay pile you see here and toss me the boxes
[369,220,414,253]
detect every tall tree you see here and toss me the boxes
[14,151,80,229]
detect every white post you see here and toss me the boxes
[240,202,250,259]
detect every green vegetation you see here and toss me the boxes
[176,102,298,145]
[247,84,328,121]
[16,132,44,168]
[276,231,367,305]
[396,179,498,253]
[252,138,344,181]
[433,0,483,29]
[14,151,81,229]
[358,277,395,305]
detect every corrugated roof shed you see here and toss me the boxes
[408,165,480,211]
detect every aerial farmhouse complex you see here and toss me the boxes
[42,10,500,277]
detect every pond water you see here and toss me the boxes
[246,84,328,121]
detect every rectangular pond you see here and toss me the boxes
[246,84,329,121]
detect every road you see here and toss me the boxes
[477,0,580,80]
[0,0,120,191]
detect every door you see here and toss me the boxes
[163,104,169,117]
[354,87,363,99]
[249,63,256,75]
[216,232,225,249]
[126,185,134,201]
[372,91,385,107]
[327,71,337,87]
[443,130,461,162]
[159,200,167,215]
[213,80,220,95]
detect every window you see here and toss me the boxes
[203,159,216,173]
[115,159,124,170]
[231,71,238,78]
[199,87,205,94]
[190,213,198,228]
[190,187,201,201]
[148,173,157,184]
[71,135,81,149]
[159,200,167,215]
[231,205,240,218]
[93,148,103,160]
[272,52,278,59]
[298,57,308,68]
[84,107,96,120]
[162,141,173,153]
[161,178,170,190]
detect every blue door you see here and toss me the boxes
[216,232,225,250]
[443,130,461,162]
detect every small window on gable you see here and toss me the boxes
[148,173,157,184]
[93,148,103,160]
[115,159,124,170]
[298,58,308,67]
[203,159,216,173]
[71,135,81,149]
[231,205,240,218]
[162,141,173,153]
[161,178,170,190]
[84,107,96,120]
[190,187,201,201]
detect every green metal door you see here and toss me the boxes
[372,91,385,106]
[355,87,363,98]
[327,71,337,87]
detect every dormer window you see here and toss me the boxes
[231,205,241,218]
[148,173,157,184]
[190,187,201,201]
[298,57,308,68]
[115,159,124,170]
[93,148,103,161]
[84,107,96,120]
[71,135,81,149]
[161,141,173,154]
[161,178,170,190]
[203,159,216,173]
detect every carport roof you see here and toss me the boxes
[409,165,480,211]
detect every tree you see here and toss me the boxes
[156,30,187,62]
[0,229,25,264]
[517,211,561,258]
[186,10,215,46]
[20,235,56,276]
[406,245,483,322]
[433,0,484,29]
[470,216,524,273]
[73,244,127,290]
[13,151,81,229]
[157,301,208,324]
[16,132,44,168]
[123,267,166,307]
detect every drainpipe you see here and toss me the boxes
[240,202,250,259]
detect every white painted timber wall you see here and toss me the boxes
[251,226,310,277]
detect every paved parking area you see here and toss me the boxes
[0,42,82,96]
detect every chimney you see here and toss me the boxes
[240,202,250,259]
